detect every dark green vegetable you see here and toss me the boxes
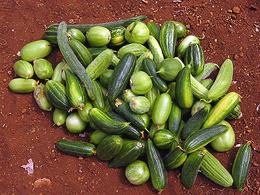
[147,21,160,41]
[96,135,123,161]
[78,102,93,122]
[153,129,176,149]
[92,80,105,110]
[168,103,182,133]
[172,21,188,38]
[90,130,108,145]
[109,140,145,168]
[146,139,167,192]
[227,103,242,120]
[232,142,252,191]
[164,147,187,169]
[56,139,95,157]
[67,28,86,43]
[100,69,113,88]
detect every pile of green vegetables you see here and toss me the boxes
[8,15,252,192]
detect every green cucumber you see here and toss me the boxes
[160,21,177,58]
[227,103,242,120]
[99,69,113,88]
[53,108,67,126]
[145,86,160,113]
[78,102,93,122]
[147,139,167,192]
[67,28,86,43]
[201,78,213,89]
[118,43,148,58]
[108,53,136,101]
[164,147,187,169]
[147,35,164,69]
[134,51,153,73]
[232,142,252,191]
[152,93,172,125]
[86,49,113,80]
[44,80,71,111]
[96,135,123,161]
[33,83,53,111]
[175,66,193,109]
[177,35,200,57]
[168,82,176,100]
[92,80,105,110]
[109,140,145,168]
[181,150,205,189]
[90,130,108,145]
[147,21,160,41]
[110,27,125,47]
[69,39,92,67]
[172,21,188,38]
[88,47,107,58]
[65,69,87,109]
[52,61,67,83]
[153,129,176,149]
[168,103,182,134]
[181,106,210,140]
[195,63,218,81]
[142,58,168,92]
[13,60,34,79]
[183,125,228,153]
[190,75,209,100]
[208,59,233,101]
[203,92,240,128]
[56,139,95,157]
[89,108,128,134]
[200,149,233,187]
[184,43,204,76]
[57,22,95,100]
[45,15,147,43]
[191,100,212,116]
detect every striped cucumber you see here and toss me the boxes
[201,78,213,89]
[118,43,148,58]
[164,147,187,169]
[168,103,182,133]
[92,80,105,110]
[134,51,153,73]
[208,59,233,101]
[181,150,205,189]
[227,103,242,120]
[190,75,209,100]
[175,66,193,109]
[147,139,167,192]
[183,125,228,153]
[145,86,160,113]
[195,63,218,81]
[147,35,164,69]
[232,142,252,191]
[203,92,240,128]
[160,21,177,58]
[89,108,129,134]
[153,129,176,149]
[177,35,200,57]
[85,49,113,80]
[147,21,160,41]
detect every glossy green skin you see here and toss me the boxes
[175,66,193,109]
[86,26,111,47]
[201,79,213,89]
[140,114,150,128]
[109,140,145,168]
[177,35,200,57]
[183,125,228,153]
[181,106,210,140]
[65,69,87,109]
[142,58,168,92]
[203,92,240,128]
[9,78,36,93]
[134,51,153,73]
[129,96,150,114]
[78,102,93,122]
[44,80,71,111]
[125,160,150,185]
[66,112,87,133]
[56,139,95,157]
[152,93,172,125]
[90,130,108,145]
[67,28,86,43]
[160,21,177,58]
[69,39,92,67]
[100,69,113,88]
[21,40,52,62]
[227,103,242,120]
[184,44,205,76]
[168,103,182,133]
[123,89,136,102]
[195,63,218,81]
[181,150,205,189]
[33,83,53,111]
[125,21,149,44]
[191,100,212,116]
[13,60,34,79]
[110,27,125,47]
[164,147,187,169]
[147,35,164,69]
[153,129,175,149]
[96,135,123,161]
[52,61,68,83]
[145,86,159,113]
[108,53,136,101]
[130,71,152,95]
[33,58,53,79]
[146,139,167,191]
[158,58,183,81]
[168,82,176,100]
[118,43,148,58]
[201,149,233,187]
[172,21,188,38]
[211,121,235,152]
[91,80,105,110]
[208,59,233,101]
[232,142,252,191]
[147,21,160,41]
[53,108,67,126]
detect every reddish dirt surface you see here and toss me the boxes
[0,0,260,194]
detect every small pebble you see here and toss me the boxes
[232,6,241,14]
